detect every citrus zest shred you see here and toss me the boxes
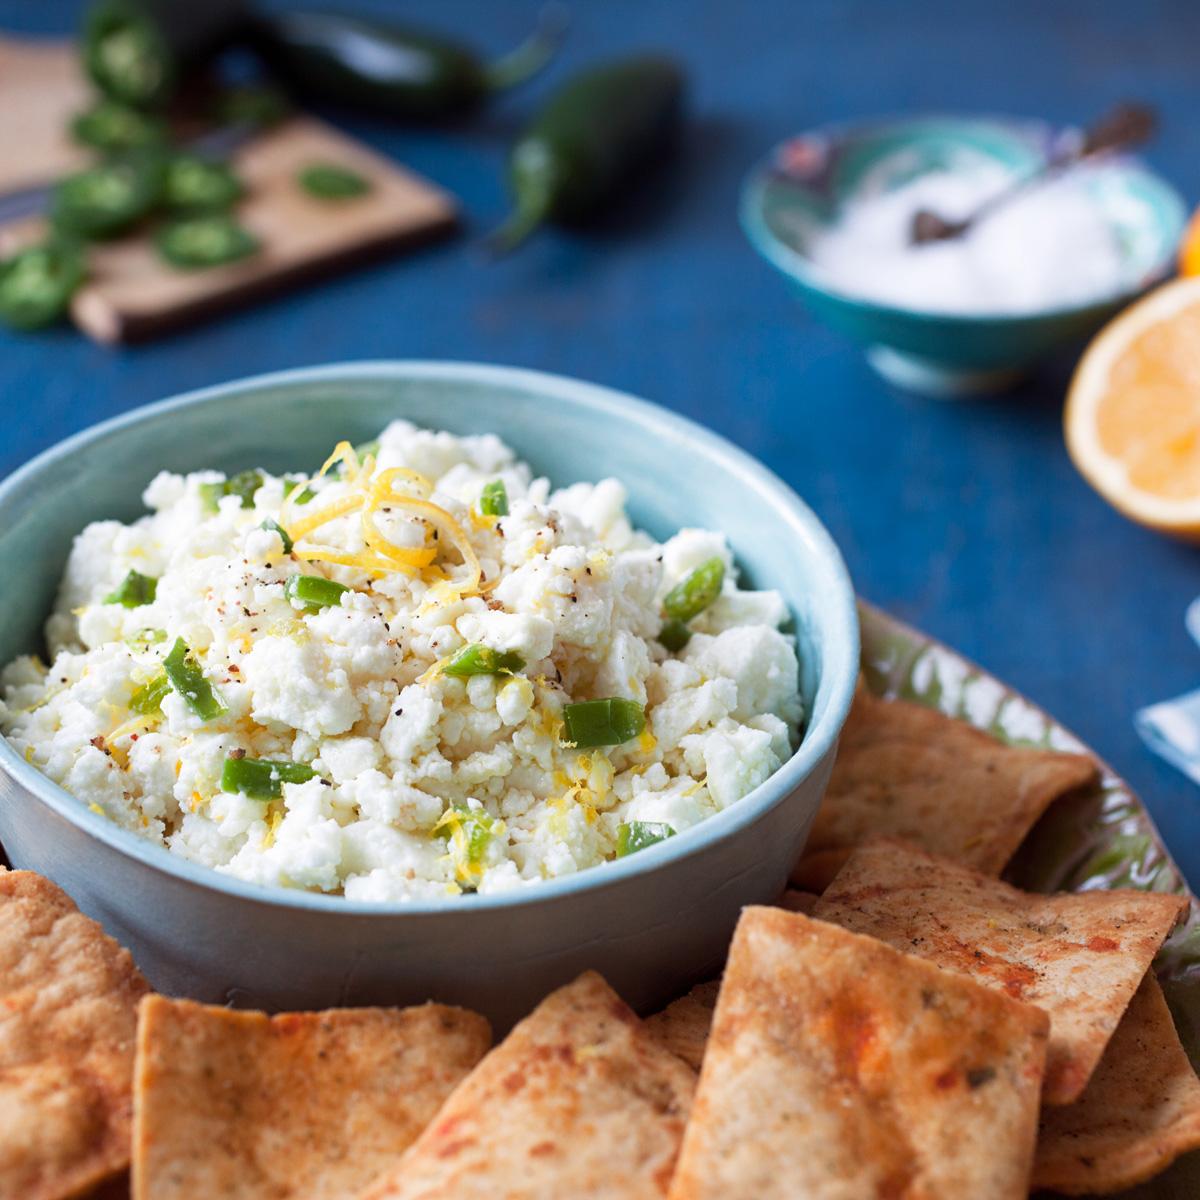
[282,445,477,592]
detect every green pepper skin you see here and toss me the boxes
[493,56,687,253]
[250,9,562,120]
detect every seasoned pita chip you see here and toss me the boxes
[668,907,1049,1200]
[360,971,696,1199]
[793,688,1098,891]
[813,838,1188,1104]
[0,870,149,1200]
[1034,973,1200,1194]
[133,996,490,1200]
[645,981,720,1071]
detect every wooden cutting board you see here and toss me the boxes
[0,37,92,193]
[0,37,459,343]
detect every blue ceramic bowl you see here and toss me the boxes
[0,362,858,1027]
[741,116,1188,396]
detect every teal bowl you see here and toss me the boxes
[741,116,1188,396]
[0,362,858,1027]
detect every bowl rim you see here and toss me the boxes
[739,112,1189,327]
[0,360,860,916]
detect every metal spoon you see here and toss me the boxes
[909,102,1158,245]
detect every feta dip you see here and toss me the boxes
[0,422,802,901]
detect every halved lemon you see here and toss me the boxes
[1065,276,1200,539]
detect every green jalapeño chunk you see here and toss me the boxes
[479,479,508,517]
[657,618,691,653]
[443,643,524,678]
[285,574,349,613]
[284,475,315,505]
[562,698,646,748]
[105,569,158,608]
[156,214,260,269]
[163,155,244,212]
[297,163,372,200]
[163,638,227,721]
[199,469,264,512]
[221,755,316,800]
[129,671,169,716]
[259,518,294,554]
[435,806,496,882]
[662,557,725,623]
[0,241,86,330]
[126,627,167,650]
[616,820,676,857]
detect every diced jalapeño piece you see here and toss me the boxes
[199,469,265,512]
[285,574,349,613]
[105,569,158,608]
[657,618,691,653]
[562,698,646,748]
[129,671,169,716]
[616,820,676,857]
[435,806,495,882]
[479,479,508,517]
[163,638,227,721]
[259,518,293,554]
[221,755,316,800]
[662,557,725,623]
[443,644,524,678]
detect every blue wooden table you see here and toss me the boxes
[4,0,1199,885]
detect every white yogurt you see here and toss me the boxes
[807,162,1137,315]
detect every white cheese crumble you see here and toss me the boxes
[0,421,803,900]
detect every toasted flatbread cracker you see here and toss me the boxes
[645,981,721,1071]
[813,838,1188,1104]
[133,996,490,1200]
[361,970,696,1199]
[1034,973,1200,1194]
[668,907,1049,1200]
[0,870,149,1200]
[793,688,1098,891]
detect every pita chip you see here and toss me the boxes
[645,981,721,1071]
[360,970,696,1199]
[813,838,1188,1104]
[0,870,149,1200]
[133,996,490,1200]
[793,688,1098,891]
[1034,972,1200,1194]
[668,907,1049,1200]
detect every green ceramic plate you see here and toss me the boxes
[861,600,1199,1198]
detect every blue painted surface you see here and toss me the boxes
[2,0,1199,886]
